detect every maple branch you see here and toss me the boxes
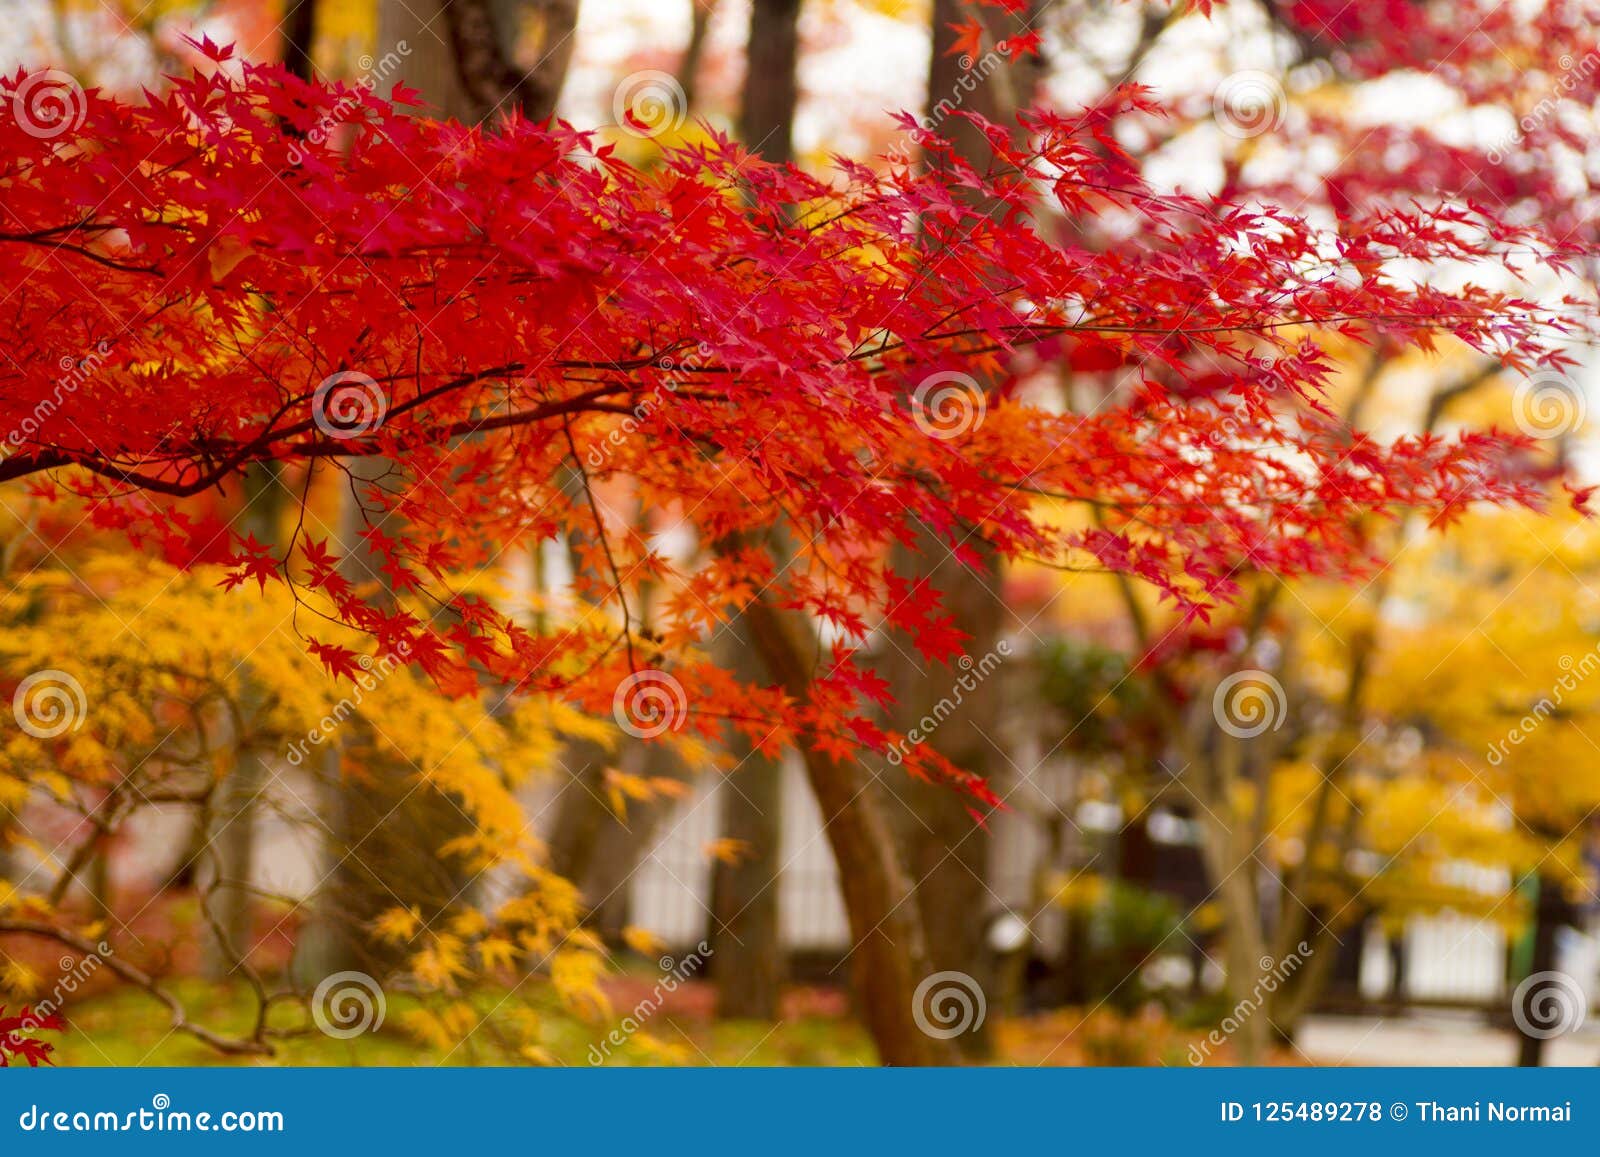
[0,920,274,1056]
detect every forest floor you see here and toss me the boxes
[47,972,1581,1067]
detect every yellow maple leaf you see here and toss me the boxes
[372,905,422,946]
[621,926,666,957]
[703,837,753,866]
[477,936,518,972]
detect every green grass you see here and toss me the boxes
[52,978,875,1067]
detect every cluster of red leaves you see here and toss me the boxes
[1272,0,1600,92]
[0,37,1587,791]
[0,1007,64,1067]
[948,0,1041,64]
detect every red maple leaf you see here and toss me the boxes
[0,1006,64,1068]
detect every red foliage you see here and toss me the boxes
[0,34,1589,790]
[0,1006,64,1067]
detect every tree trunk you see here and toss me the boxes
[865,0,1043,1060]
[881,533,1003,1059]
[1192,787,1271,1064]
[309,0,585,979]
[544,736,620,888]
[405,0,582,124]
[708,617,784,1019]
[700,0,807,1019]
[1516,872,1573,1067]
[743,595,954,1065]
[200,710,266,978]
[679,1,718,111]
[740,0,801,161]
[199,7,319,980]
[314,453,480,975]
[283,0,318,81]
[200,463,283,979]
[380,0,476,119]
[547,518,691,937]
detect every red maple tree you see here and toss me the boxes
[0,2,1593,1059]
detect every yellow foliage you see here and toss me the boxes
[621,926,666,958]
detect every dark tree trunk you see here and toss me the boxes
[544,736,619,889]
[708,618,785,1019]
[868,0,1043,1060]
[701,0,807,1020]
[679,1,719,111]
[200,463,284,979]
[743,596,954,1065]
[1517,873,1575,1067]
[441,0,582,123]
[283,0,318,82]
[740,0,801,161]
[202,20,318,980]
[881,538,1003,1060]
